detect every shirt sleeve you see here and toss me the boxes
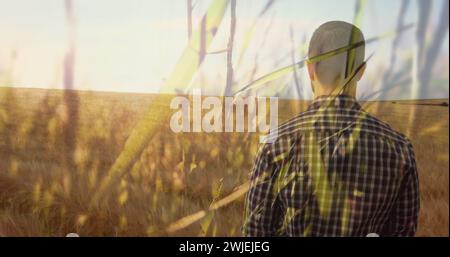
[242,144,283,236]
[381,142,420,236]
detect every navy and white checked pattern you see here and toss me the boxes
[243,95,420,237]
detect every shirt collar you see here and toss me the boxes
[308,94,361,111]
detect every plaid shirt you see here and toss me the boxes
[243,95,420,237]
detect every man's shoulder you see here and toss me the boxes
[356,111,417,167]
[359,111,411,146]
[260,111,311,144]
[257,110,315,165]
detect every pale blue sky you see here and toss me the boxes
[0,0,448,99]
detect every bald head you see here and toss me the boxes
[308,21,365,88]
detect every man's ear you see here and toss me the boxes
[307,63,315,81]
[356,63,366,81]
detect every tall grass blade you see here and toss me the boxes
[90,0,230,206]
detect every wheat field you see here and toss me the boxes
[0,87,448,236]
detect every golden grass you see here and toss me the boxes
[0,87,448,236]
